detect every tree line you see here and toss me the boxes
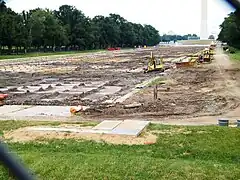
[218,10,240,48]
[0,0,162,54]
[0,0,202,54]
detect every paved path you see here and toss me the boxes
[0,105,79,121]
[0,104,220,125]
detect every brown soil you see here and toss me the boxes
[4,126,157,145]
[0,47,203,107]
[87,65,239,120]
[1,47,240,122]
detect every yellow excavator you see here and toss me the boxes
[198,48,212,63]
[209,41,216,55]
[144,52,164,73]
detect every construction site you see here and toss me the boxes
[1,42,240,125]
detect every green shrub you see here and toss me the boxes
[229,47,237,54]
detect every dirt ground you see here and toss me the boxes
[1,46,240,122]
[0,46,203,107]
[87,50,240,121]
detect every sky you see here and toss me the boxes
[6,0,235,36]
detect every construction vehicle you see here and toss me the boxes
[198,48,212,63]
[144,52,164,73]
[209,41,216,55]
[0,94,8,106]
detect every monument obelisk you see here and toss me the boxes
[200,0,208,39]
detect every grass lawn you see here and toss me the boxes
[230,50,240,61]
[178,40,213,45]
[0,121,240,180]
[0,49,104,61]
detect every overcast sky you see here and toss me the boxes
[6,0,234,36]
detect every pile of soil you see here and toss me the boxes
[4,126,157,145]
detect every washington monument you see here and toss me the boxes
[200,0,208,39]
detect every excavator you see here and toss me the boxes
[144,52,164,73]
[209,41,216,55]
[198,48,213,63]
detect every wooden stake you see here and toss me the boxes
[154,85,158,100]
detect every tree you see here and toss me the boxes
[208,35,215,40]
[0,0,6,13]
[218,10,240,48]
[0,8,20,52]
[0,3,162,54]
[28,9,67,51]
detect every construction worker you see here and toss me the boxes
[198,54,203,63]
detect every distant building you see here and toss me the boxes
[167,31,176,36]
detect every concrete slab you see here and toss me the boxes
[8,106,71,117]
[93,120,122,130]
[70,87,97,93]
[83,86,121,102]
[17,119,150,137]
[0,88,8,92]
[0,105,32,115]
[114,89,139,103]
[82,93,104,102]
[111,120,150,136]
[17,86,40,93]
[98,86,122,95]
[41,97,65,102]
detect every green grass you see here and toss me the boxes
[229,50,240,61]
[0,121,240,179]
[178,40,213,45]
[0,49,104,61]
[148,77,166,87]
[0,120,97,136]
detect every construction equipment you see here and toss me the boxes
[209,41,216,55]
[198,48,213,63]
[144,52,164,73]
[0,94,8,106]
[175,56,198,68]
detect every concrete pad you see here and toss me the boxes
[42,78,60,82]
[0,105,32,115]
[93,120,122,130]
[111,120,150,136]
[21,119,149,137]
[114,89,139,103]
[70,87,97,93]
[41,97,65,102]
[8,106,71,117]
[17,86,40,93]
[84,81,106,87]
[0,88,8,92]
[98,86,122,95]
[82,93,104,102]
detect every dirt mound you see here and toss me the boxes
[4,126,157,145]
